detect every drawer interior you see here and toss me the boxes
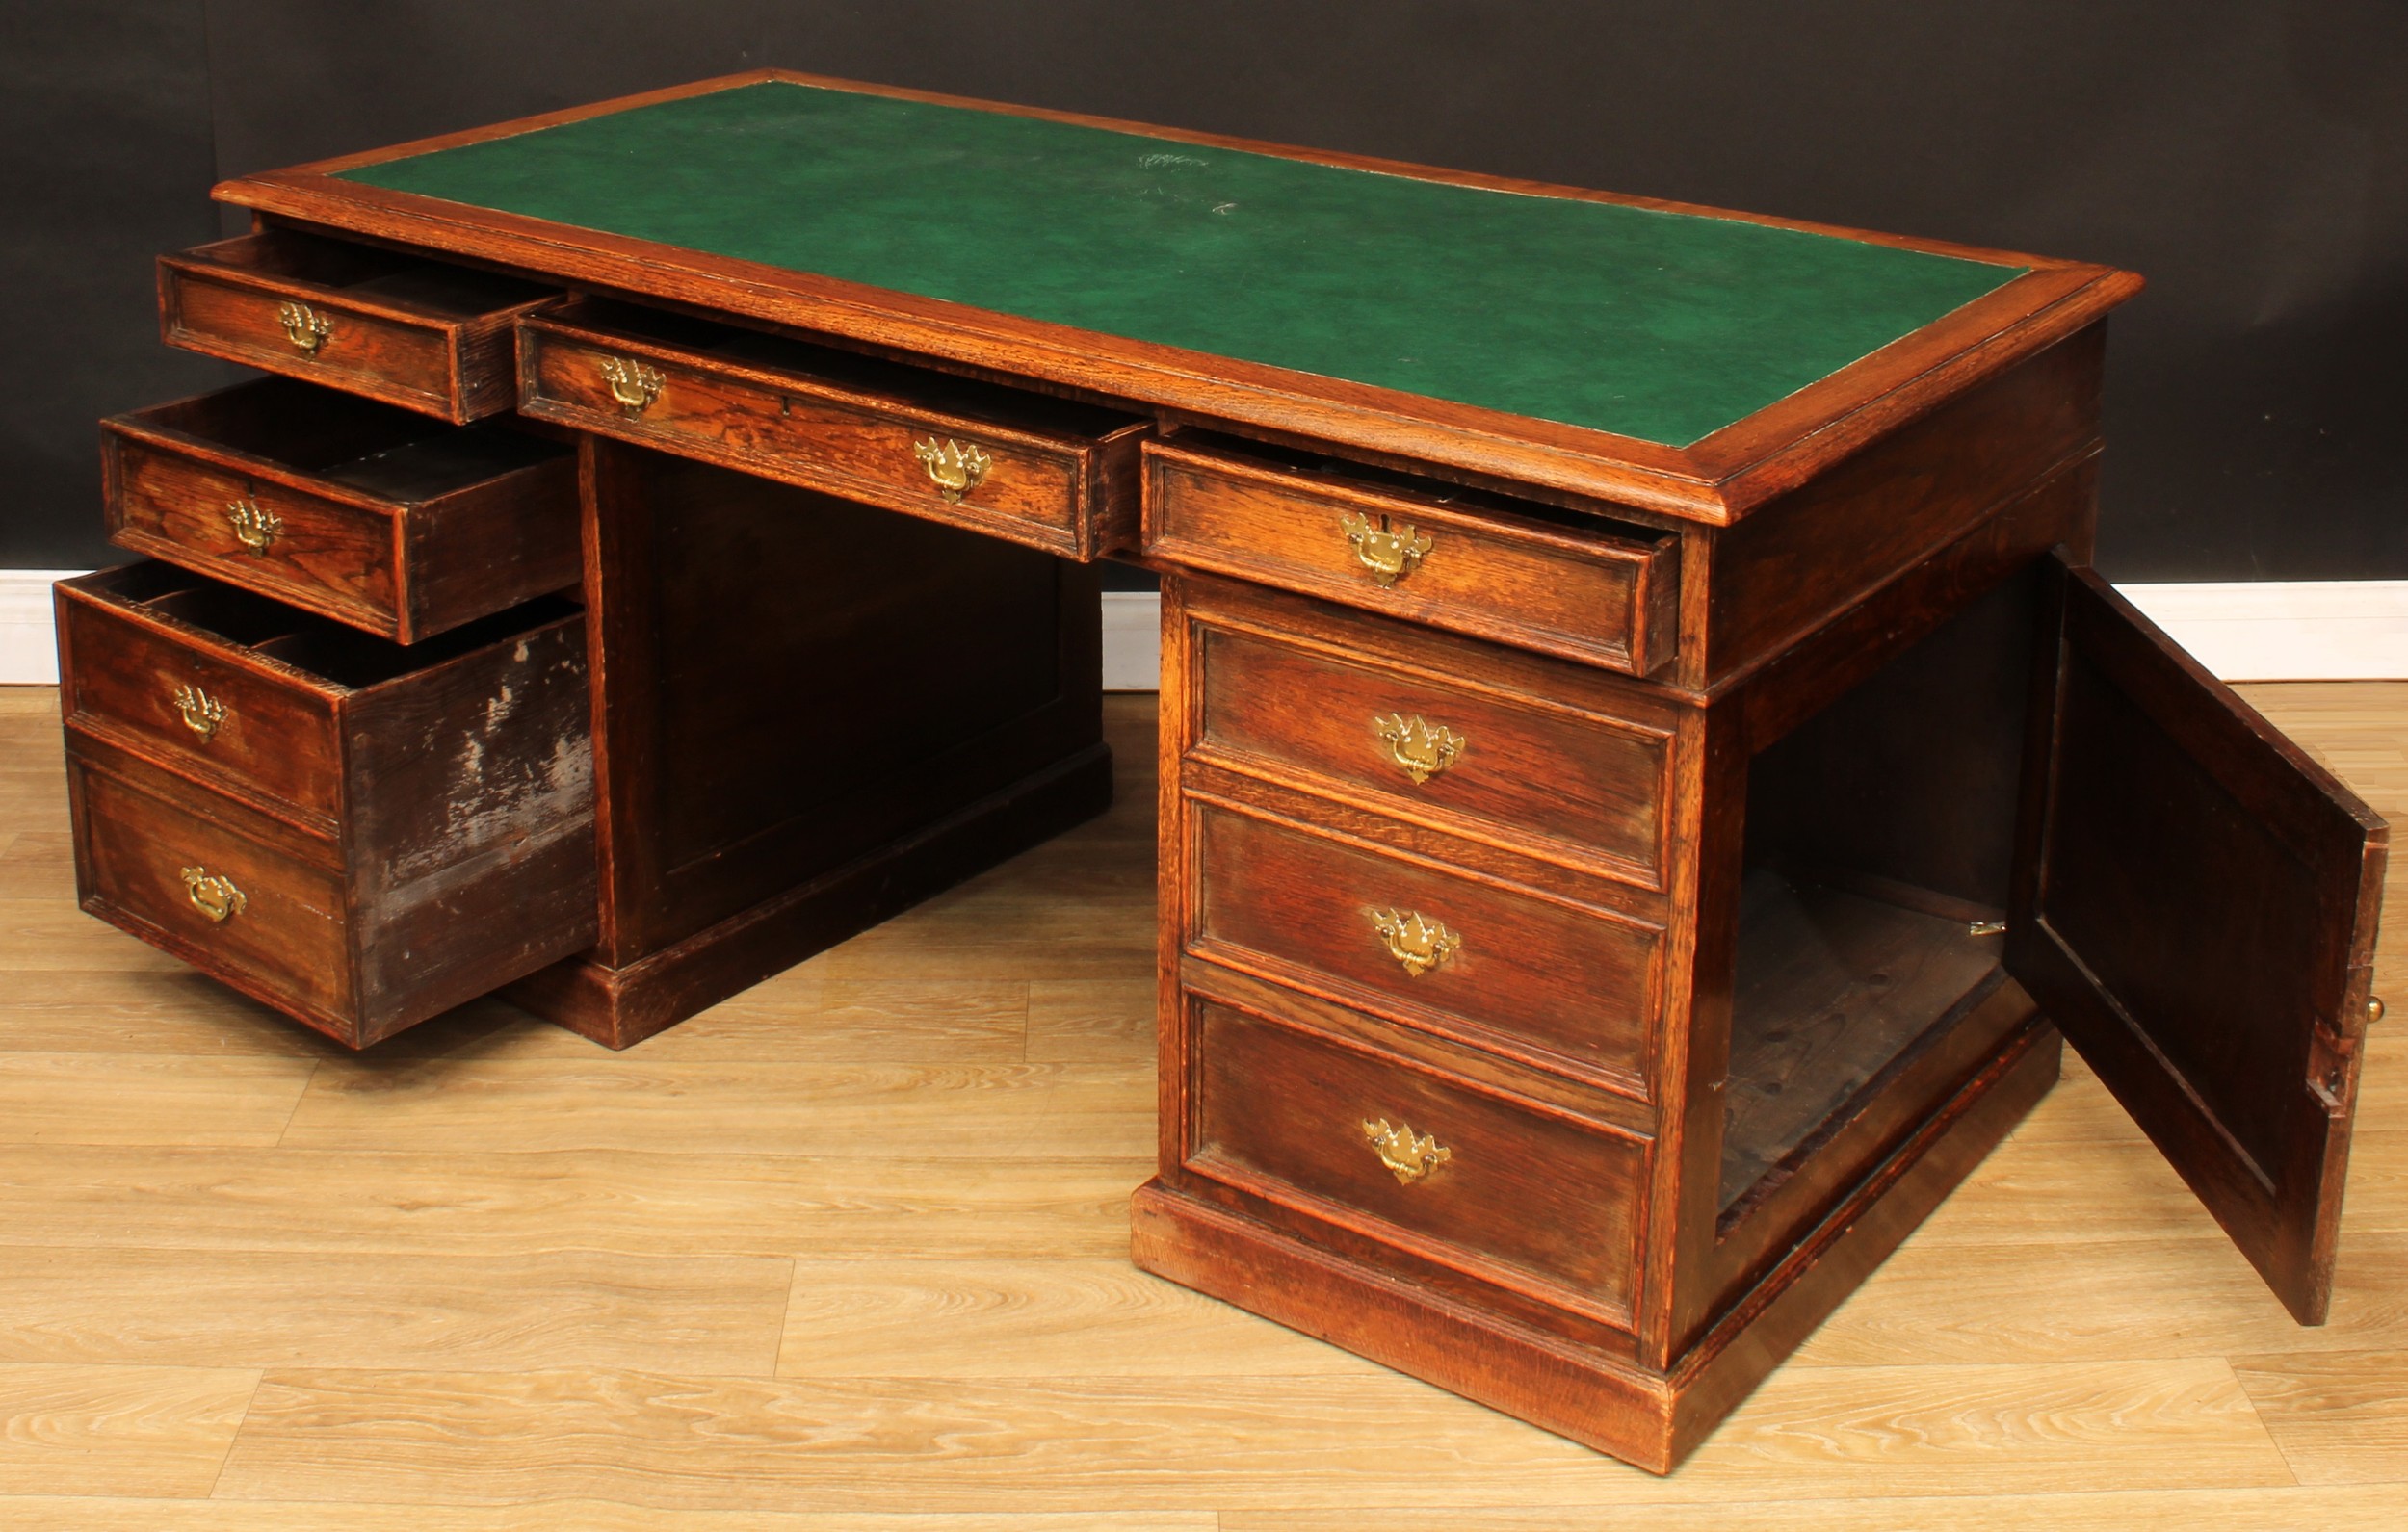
[1165,429,1667,548]
[182,229,555,320]
[90,562,581,692]
[1717,565,2044,1222]
[122,377,569,499]
[542,297,1141,438]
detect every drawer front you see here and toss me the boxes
[58,579,340,823]
[103,383,580,643]
[107,428,400,634]
[520,317,1140,558]
[1188,997,1649,1320]
[1145,442,1680,675]
[1197,620,1670,884]
[71,754,351,1022]
[1191,803,1659,1088]
[158,234,550,423]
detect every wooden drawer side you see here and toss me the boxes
[344,610,598,1030]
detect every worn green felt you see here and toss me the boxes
[340,82,2023,447]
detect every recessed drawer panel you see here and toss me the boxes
[104,378,578,643]
[519,299,1148,558]
[72,754,353,1021]
[1144,437,1681,674]
[1191,802,1659,1090]
[1188,996,1650,1323]
[158,230,557,423]
[57,564,345,824]
[1197,618,1671,886]
[57,563,597,1048]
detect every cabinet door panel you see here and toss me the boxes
[2009,556,2387,1324]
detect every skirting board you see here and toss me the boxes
[0,573,79,687]
[2117,581,2408,683]
[2,575,2400,688]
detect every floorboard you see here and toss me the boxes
[0,683,2399,1521]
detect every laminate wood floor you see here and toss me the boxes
[1,683,2402,1527]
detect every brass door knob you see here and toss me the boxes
[2371,996,2388,1026]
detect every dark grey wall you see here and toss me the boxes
[8,0,2403,579]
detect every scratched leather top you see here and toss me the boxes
[340,80,2023,448]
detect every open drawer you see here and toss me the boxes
[56,563,597,1048]
[104,377,578,644]
[158,228,557,422]
[518,298,1149,558]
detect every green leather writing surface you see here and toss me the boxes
[340,82,2022,447]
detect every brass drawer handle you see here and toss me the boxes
[2371,996,2387,1026]
[914,437,992,503]
[1367,907,1460,977]
[1340,511,1431,587]
[276,301,332,355]
[225,498,282,555]
[1374,713,1464,785]
[1362,1117,1452,1185]
[180,866,247,923]
[599,356,665,415]
[171,683,226,743]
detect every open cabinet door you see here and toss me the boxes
[2008,556,2388,1324]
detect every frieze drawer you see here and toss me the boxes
[1144,435,1681,675]
[519,298,1148,559]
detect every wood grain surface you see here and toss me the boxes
[0,685,2400,1521]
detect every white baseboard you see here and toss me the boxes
[0,572,74,687]
[2115,581,2408,683]
[1101,589,1161,690]
[4,573,2399,689]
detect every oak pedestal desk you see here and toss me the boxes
[59,73,2389,1472]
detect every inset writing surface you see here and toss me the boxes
[340,81,2022,447]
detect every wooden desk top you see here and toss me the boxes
[217,72,2140,523]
